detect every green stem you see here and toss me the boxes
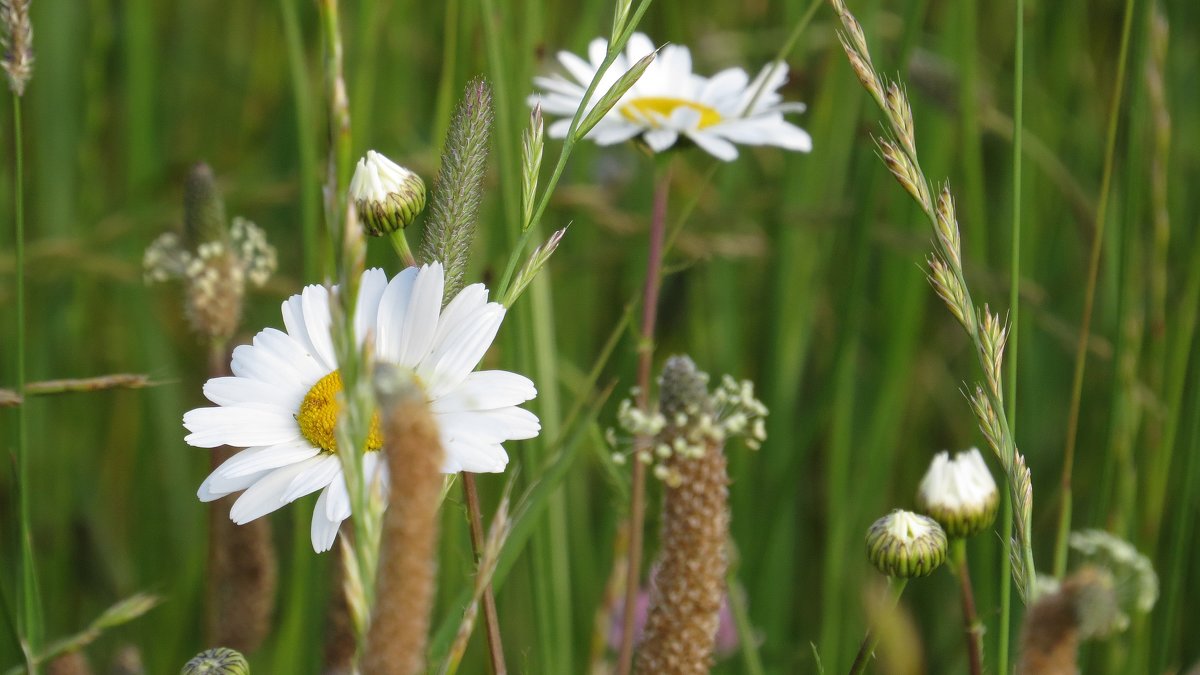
[280,0,323,280]
[12,93,42,672]
[739,0,823,116]
[848,577,908,675]
[954,540,984,675]
[1054,0,1139,579]
[388,229,416,267]
[1001,0,1024,669]
[462,473,507,675]
[616,158,673,675]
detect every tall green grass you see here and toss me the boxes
[1,0,1198,672]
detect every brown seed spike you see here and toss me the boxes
[361,366,445,675]
[636,357,729,675]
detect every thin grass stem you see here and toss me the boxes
[1053,0,1139,578]
[11,91,42,672]
[1000,0,1024,669]
[616,158,672,675]
[462,473,507,675]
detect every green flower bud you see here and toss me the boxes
[916,447,999,538]
[181,648,249,675]
[866,509,947,578]
[349,150,426,236]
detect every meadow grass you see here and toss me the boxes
[1,0,1198,673]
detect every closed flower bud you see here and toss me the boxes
[181,648,248,675]
[866,509,947,578]
[349,150,426,236]
[916,448,999,538]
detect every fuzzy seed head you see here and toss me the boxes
[1,0,33,95]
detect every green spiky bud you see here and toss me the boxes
[181,648,249,675]
[349,150,426,236]
[916,448,999,538]
[866,509,947,578]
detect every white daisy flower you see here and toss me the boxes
[528,32,812,161]
[183,262,539,552]
[915,447,999,538]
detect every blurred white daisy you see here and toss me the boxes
[183,263,539,552]
[529,32,812,161]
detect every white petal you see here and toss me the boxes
[419,304,506,398]
[587,37,609,68]
[198,467,269,502]
[431,370,537,413]
[229,456,325,524]
[300,285,338,369]
[282,453,343,502]
[281,294,327,370]
[532,75,585,98]
[688,131,740,161]
[625,32,655,61]
[588,121,643,145]
[355,268,388,345]
[203,376,304,410]
[397,262,445,366]
[438,408,541,443]
[254,328,327,384]
[442,436,509,473]
[374,266,418,363]
[556,49,597,85]
[183,406,300,448]
[213,441,321,478]
[324,474,352,522]
[701,67,750,103]
[310,488,342,553]
[547,118,573,138]
[230,342,304,388]
[431,283,489,347]
[643,128,679,152]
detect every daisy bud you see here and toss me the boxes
[866,510,947,578]
[181,648,249,675]
[915,448,999,538]
[349,150,426,236]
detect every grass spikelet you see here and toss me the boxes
[635,356,729,675]
[361,366,445,675]
[829,0,1036,602]
[0,0,32,95]
[419,78,493,300]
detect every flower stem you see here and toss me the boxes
[953,540,984,675]
[616,159,672,675]
[389,229,417,267]
[462,472,507,675]
[848,577,908,675]
[1054,0,1139,579]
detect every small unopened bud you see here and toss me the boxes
[866,509,947,578]
[916,448,999,538]
[349,150,426,236]
[181,648,249,675]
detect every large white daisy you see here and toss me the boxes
[183,263,539,552]
[529,32,812,161]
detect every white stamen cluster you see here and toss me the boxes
[1069,529,1159,617]
[144,219,277,341]
[609,359,768,486]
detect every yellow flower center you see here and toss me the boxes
[620,97,723,129]
[296,370,382,453]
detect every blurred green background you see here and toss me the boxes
[1,0,1198,672]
